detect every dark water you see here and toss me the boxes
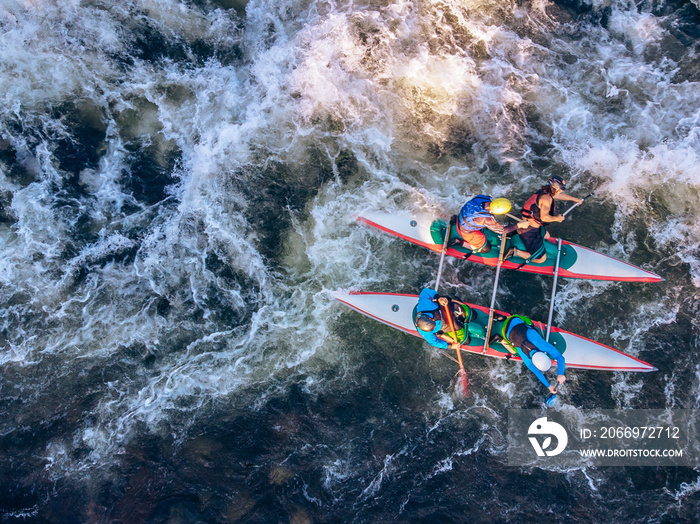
[1,0,699,522]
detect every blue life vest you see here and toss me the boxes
[458,195,492,232]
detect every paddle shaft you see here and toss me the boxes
[434,220,452,292]
[443,303,468,395]
[562,192,594,217]
[546,381,563,406]
[543,193,593,337]
[562,203,580,218]
[435,219,467,395]
[507,192,592,223]
[545,238,563,341]
[435,347,459,365]
[483,232,508,353]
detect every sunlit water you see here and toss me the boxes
[0,0,698,521]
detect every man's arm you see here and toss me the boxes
[538,194,564,223]
[543,347,566,376]
[419,330,449,350]
[437,332,460,347]
[439,296,466,309]
[516,348,551,388]
[473,215,507,234]
[438,296,468,313]
[553,192,583,205]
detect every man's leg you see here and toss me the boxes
[465,229,490,253]
[449,228,490,254]
[507,226,546,263]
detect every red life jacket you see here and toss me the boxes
[522,188,556,226]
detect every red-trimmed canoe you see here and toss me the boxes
[334,291,657,372]
[357,210,662,283]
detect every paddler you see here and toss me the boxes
[503,176,583,263]
[414,288,479,350]
[448,195,526,255]
[500,315,566,394]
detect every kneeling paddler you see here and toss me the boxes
[501,315,566,394]
[413,288,482,350]
[449,195,524,256]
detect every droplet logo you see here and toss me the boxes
[528,417,568,457]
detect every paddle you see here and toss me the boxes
[483,231,508,353]
[434,219,452,291]
[562,192,594,218]
[442,302,468,396]
[546,383,561,406]
[435,347,460,365]
[434,220,468,396]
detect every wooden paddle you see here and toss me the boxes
[442,302,468,396]
[434,220,468,396]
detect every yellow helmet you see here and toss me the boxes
[490,197,511,215]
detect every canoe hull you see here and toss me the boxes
[334,291,656,372]
[358,211,662,283]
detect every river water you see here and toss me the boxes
[1,0,699,522]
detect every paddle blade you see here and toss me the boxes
[546,394,557,407]
[459,369,468,397]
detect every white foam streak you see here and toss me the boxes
[359,449,403,500]
[608,8,663,57]
[428,434,486,478]
[664,473,700,506]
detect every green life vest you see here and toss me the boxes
[501,315,535,340]
[499,315,537,354]
[442,304,474,344]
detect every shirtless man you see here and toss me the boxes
[504,176,583,263]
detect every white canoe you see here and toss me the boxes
[358,210,662,283]
[335,291,657,372]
